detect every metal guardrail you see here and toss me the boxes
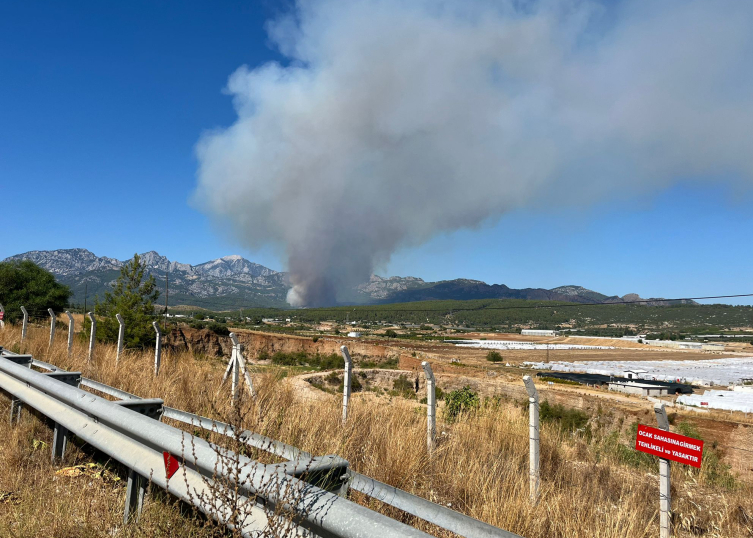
[0,350,431,538]
[9,349,520,538]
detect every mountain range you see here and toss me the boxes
[2,249,691,310]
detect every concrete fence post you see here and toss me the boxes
[231,348,239,403]
[340,346,353,424]
[0,303,4,329]
[654,403,671,538]
[48,308,56,348]
[116,314,125,362]
[422,361,436,454]
[87,312,96,361]
[221,334,253,404]
[152,322,162,376]
[523,375,540,504]
[230,333,254,399]
[21,306,28,341]
[65,311,74,356]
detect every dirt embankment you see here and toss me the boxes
[165,326,412,363]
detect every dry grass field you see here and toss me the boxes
[0,323,751,537]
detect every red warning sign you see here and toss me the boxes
[163,451,180,479]
[635,425,704,468]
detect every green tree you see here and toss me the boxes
[90,254,160,348]
[486,350,503,362]
[0,260,71,323]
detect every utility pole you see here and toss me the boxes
[163,271,169,334]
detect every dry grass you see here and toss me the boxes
[1,323,752,538]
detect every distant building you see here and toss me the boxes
[609,381,668,397]
[623,369,648,379]
[347,331,361,338]
[521,329,560,337]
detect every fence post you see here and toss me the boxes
[523,375,540,504]
[65,311,74,356]
[87,312,96,361]
[421,361,436,454]
[116,314,125,362]
[0,303,4,329]
[21,306,28,341]
[230,333,254,398]
[340,346,352,424]
[654,403,671,538]
[48,308,56,348]
[152,321,162,376]
[232,348,240,403]
[220,334,253,404]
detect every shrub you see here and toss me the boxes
[312,336,319,343]
[444,386,480,422]
[393,374,414,393]
[539,400,589,433]
[206,322,230,336]
[385,329,397,338]
[269,350,344,370]
[486,350,503,362]
[325,371,341,385]
[360,357,399,369]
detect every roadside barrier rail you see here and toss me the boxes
[2,347,519,538]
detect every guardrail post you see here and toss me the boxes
[7,356,32,424]
[340,346,352,424]
[21,306,28,341]
[48,308,56,348]
[654,403,671,538]
[87,312,96,361]
[523,375,540,504]
[116,314,125,362]
[114,398,164,523]
[0,303,4,329]
[46,372,81,462]
[152,321,162,376]
[124,470,147,523]
[65,311,74,356]
[422,361,436,454]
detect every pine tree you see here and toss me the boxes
[91,254,160,348]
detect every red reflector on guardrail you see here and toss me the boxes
[163,451,180,479]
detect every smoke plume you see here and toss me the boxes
[194,0,753,306]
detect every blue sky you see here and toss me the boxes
[1,1,752,304]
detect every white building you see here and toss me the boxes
[624,369,648,379]
[521,329,560,337]
[608,381,668,397]
[347,332,362,338]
